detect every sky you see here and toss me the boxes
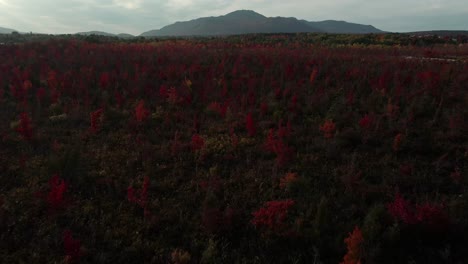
[0,0,467,35]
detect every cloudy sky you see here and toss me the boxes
[0,0,467,35]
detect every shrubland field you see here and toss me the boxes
[0,34,467,263]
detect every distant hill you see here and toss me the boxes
[141,10,383,37]
[76,31,117,37]
[304,20,382,34]
[406,30,468,36]
[76,31,135,38]
[117,33,135,39]
[0,26,17,34]
[141,10,321,36]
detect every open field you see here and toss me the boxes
[0,35,467,263]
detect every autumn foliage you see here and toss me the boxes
[47,174,67,210]
[62,229,83,263]
[89,108,103,133]
[341,226,364,264]
[251,199,295,234]
[16,112,33,141]
[0,35,467,263]
[128,176,150,208]
[387,192,449,231]
[319,120,336,139]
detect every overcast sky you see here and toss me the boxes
[0,0,467,35]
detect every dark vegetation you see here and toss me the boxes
[0,34,467,263]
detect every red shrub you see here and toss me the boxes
[387,192,416,224]
[274,87,282,100]
[415,203,449,231]
[309,67,318,84]
[341,226,364,264]
[277,119,292,139]
[127,176,150,208]
[387,193,449,231]
[135,100,150,123]
[47,174,67,210]
[99,72,111,89]
[399,163,414,176]
[16,112,33,141]
[62,229,82,262]
[89,108,103,133]
[208,101,229,118]
[36,87,46,102]
[279,172,299,189]
[319,120,336,139]
[289,94,298,113]
[251,199,295,233]
[191,134,205,152]
[264,128,293,167]
[245,112,256,136]
[392,133,404,152]
[358,114,374,130]
[167,87,180,104]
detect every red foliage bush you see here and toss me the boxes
[191,134,205,152]
[245,112,256,136]
[36,87,46,102]
[135,100,150,123]
[208,101,229,118]
[128,176,151,218]
[309,67,319,84]
[16,112,33,141]
[99,72,111,89]
[279,172,299,189]
[392,133,404,152]
[89,108,103,134]
[387,193,449,231]
[47,174,67,210]
[358,114,374,130]
[62,229,82,262]
[127,176,150,208]
[320,120,336,139]
[387,192,417,225]
[341,226,364,264]
[251,199,295,233]
[415,203,449,232]
[264,128,293,167]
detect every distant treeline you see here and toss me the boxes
[1,31,467,46]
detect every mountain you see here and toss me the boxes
[141,10,322,36]
[0,26,17,34]
[406,30,468,36]
[304,20,382,34]
[117,33,135,39]
[141,10,383,37]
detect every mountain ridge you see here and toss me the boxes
[141,10,383,36]
[0,26,17,34]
